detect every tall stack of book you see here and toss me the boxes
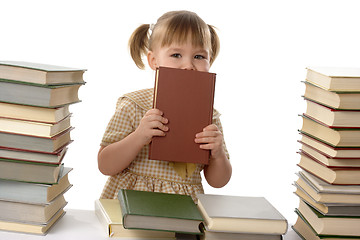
[0,61,86,235]
[293,66,360,239]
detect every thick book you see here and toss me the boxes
[0,61,86,85]
[118,189,203,234]
[303,82,360,110]
[0,146,67,165]
[0,160,63,184]
[305,99,360,128]
[299,133,360,158]
[299,142,360,167]
[94,199,175,239]
[306,66,360,92]
[0,79,83,108]
[300,114,360,147]
[294,173,360,204]
[296,199,360,236]
[0,167,72,204]
[196,193,288,235]
[0,114,71,138]
[0,208,65,235]
[0,102,70,123]
[294,185,360,216]
[297,151,360,185]
[149,67,216,164]
[292,214,360,240]
[0,128,73,153]
[0,195,67,224]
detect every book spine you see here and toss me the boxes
[117,189,130,228]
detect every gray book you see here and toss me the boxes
[196,193,288,235]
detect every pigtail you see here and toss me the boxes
[208,25,220,65]
[128,24,151,69]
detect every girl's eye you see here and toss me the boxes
[171,53,181,58]
[194,55,205,60]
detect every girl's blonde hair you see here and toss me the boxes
[129,10,220,69]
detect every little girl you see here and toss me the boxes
[98,10,232,201]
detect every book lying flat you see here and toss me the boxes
[303,82,360,110]
[196,193,288,235]
[296,199,360,236]
[0,102,70,123]
[118,189,203,234]
[0,79,83,108]
[95,199,175,239]
[306,66,360,92]
[0,114,71,138]
[0,208,65,235]
[0,167,72,204]
[0,61,86,85]
[149,66,216,164]
[0,128,73,153]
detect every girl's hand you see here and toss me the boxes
[134,108,169,145]
[194,124,225,159]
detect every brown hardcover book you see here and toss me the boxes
[149,67,216,164]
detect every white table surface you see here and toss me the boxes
[0,209,302,240]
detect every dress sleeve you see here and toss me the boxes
[100,97,136,147]
[212,111,230,160]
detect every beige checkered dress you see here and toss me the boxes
[99,88,229,201]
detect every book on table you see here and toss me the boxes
[0,61,86,85]
[303,82,360,110]
[296,199,360,237]
[0,102,70,123]
[294,172,360,204]
[306,66,360,92]
[304,99,360,127]
[0,208,65,235]
[0,194,67,224]
[118,189,203,234]
[0,114,71,138]
[149,66,216,165]
[0,128,73,153]
[297,151,360,185]
[196,193,288,235]
[95,199,176,239]
[299,114,360,147]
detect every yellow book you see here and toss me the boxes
[94,199,175,239]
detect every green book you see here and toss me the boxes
[118,189,203,234]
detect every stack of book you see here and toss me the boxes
[293,66,360,239]
[196,194,288,240]
[95,190,288,239]
[0,61,86,235]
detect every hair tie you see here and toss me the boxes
[149,23,155,34]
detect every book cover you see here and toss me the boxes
[306,66,360,92]
[196,193,288,235]
[0,61,86,85]
[94,199,176,238]
[149,66,216,165]
[118,189,203,234]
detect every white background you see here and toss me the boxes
[1,0,360,224]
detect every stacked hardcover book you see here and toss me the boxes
[0,61,86,235]
[293,66,360,239]
[95,190,288,239]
